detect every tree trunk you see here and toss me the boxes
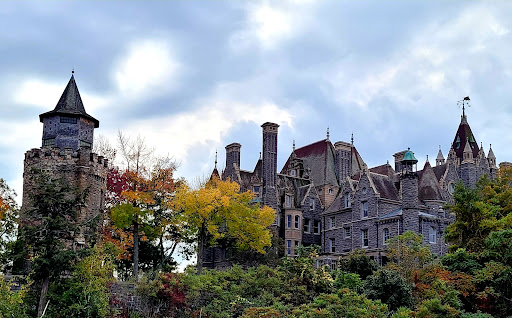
[133,221,139,278]
[197,225,205,275]
[37,275,50,317]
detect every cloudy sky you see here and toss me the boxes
[2,1,512,204]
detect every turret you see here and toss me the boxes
[461,139,477,187]
[400,148,419,232]
[436,145,445,166]
[223,143,241,181]
[39,72,99,151]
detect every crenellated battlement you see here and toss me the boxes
[24,147,108,170]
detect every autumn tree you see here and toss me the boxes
[172,177,275,273]
[0,178,18,266]
[108,132,184,277]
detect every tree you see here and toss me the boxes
[18,169,87,317]
[172,177,275,273]
[339,249,378,280]
[108,132,184,277]
[363,269,415,312]
[385,231,433,282]
[0,178,18,268]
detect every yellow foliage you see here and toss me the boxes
[173,178,275,254]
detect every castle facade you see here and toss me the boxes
[205,107,505,268]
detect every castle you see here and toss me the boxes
[18,74,507,268]
[20,73,108,249]
[205,104,507,268]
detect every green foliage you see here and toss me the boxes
[46,245,115,318]
[415,298,459,318]
[332,270,362,291]
[385,231,433,282]
[338,249,378,280]
[0,276,28,318]
[288,289,388,318]
[442,249,482,274]
[0,178,18,269]
[363,269,414,312]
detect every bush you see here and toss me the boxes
[363,269,414,312]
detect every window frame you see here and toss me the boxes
[329,216,336,229]
[329,238,335,253]
[362,229,369,248]
[383,228,390,244]
[343,193,350,208]
[294,215,300,229]
[310,198,315,211]
[285,195,292,208]
[287,215,292,228]
[344,227,351,238]
[361,201,369,218]
[303,218,311,233]
[313,220,320,234]
[429,226,436,243]
[286,240,292,256]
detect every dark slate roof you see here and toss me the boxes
[209,168,220,181]
[451,115,479,159]
[379,208,402,220]
[324,194,344,213]
[418,161,444,201]
[39,74,99,127]
[369,163,395,177]
[369,172,399,201]
[281,139,338,187]
[432,163,447,182]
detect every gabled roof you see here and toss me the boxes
[39,74,99,127]
[369,163,395,178]
[280,139,338,187]
[418,161,444,201]
[369,172,399,201]
[451,114,478,159]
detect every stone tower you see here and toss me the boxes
[460,140,477,188]
[223,143,241,182]
[400,148,419,233]
[20,73,107,248]
[261,122,279,212]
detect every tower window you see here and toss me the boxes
[287,215,292,228]
[42,138,55,147]
[60,116,77,124]
[80,140,92,148]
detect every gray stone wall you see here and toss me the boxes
[460,162,477,188]
[302,195,322,246]
[20,147,108,245]
[224,143,241,181]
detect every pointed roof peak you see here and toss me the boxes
[39,74,99,127]
[463,139,472,154]
[488,144,496,159]
[436,146,444,160]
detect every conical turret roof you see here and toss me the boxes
[39,74,99,128]
[436,146,444,160]
[451,113,478,159]
[488,144,496,159]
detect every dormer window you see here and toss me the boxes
[253,186,260,193]
[343,193,350,208]
[328,188,333,195]
[362,187,367,194]
[309,199,315,211]
[290,169,296,177]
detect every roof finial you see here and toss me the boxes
[439,145,441,150]
[326,127,330,140]
[214,150,218,169]
[426,154,429,162]
[457,96,470,118]
[292,140,295,151]
[351,133,354,146]
[72,67,74,75]
[259,152,262,160]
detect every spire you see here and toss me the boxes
[292,140,295,151]
[488,144,496,159]
[462,138,473,163]
[436,145,445,166]
[39,74,99,127]
[326,127,330,140]
[214,150,218,169]
[351,133,354,146]
[426,154,429,163]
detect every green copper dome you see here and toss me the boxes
[402,148,418,164]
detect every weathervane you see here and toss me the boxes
[457,96,470,117]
